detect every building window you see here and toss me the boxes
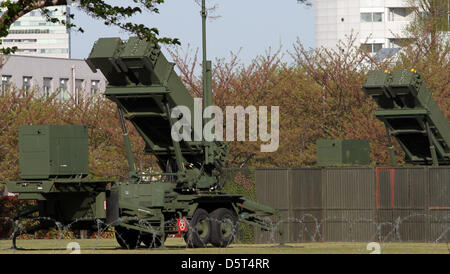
[29,11,40,17]
[59,78,69,100]
[373,13,383,22]
[43,77,52,97]
[362,43,383,53]
[361,12,384,22]
[1,75,12,95]
[39,48,69,54]
[91,80,100,95]
[75,79,84,92]
[16,49,37,53]
[3,39,36,43]
[389,38,413,48]
[361,13,372,22]
[3,39,37,43]
[9,29,51,34]
[23,76,32,92]
[389,8,414,22]
[37,38,67,44]
[75,79,84,103]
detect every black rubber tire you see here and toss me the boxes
[141,233,163,249]
[184,208,211,248]
[209,208,238,248]
[114,226,141,249]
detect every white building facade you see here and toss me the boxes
[0,4,71,58]
[1,55,106,100]
[315,0,416,52]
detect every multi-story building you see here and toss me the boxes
[0,4,71,58]
[315,0,418,53]
[1,55,106,100]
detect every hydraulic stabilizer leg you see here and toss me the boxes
[164,99,185,172]
[12,220,55,249]
[10,205,39,249]
[159,212,166,249]
[11,220,19,250]
[384,124,397,167]
[118,107,138,179]
[425,121,439,166]
[277,212,286,247]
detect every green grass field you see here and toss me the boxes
[0,238,449,254]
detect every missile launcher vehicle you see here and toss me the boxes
[4,37,282,250]
[3,2,283,249]
[85,33,283,248]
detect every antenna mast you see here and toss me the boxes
[202,0,213,125]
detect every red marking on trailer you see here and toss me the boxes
[178,218,188,231]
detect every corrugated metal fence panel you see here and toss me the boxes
[429,168,450,207]
[254,167,450,243]
[324,218,379,242]
[429,209,450,243]
[255,169,290,209]
[253,212,285,244]
[376,168,428,242]
[324,168,376,242]
[254,169,290,244]
[376,168,393,210]
[325,168,375,209]
[404,168,427,209]
[290,169,322,242]
[290,169,322,208]
[397,168,427,242]
[428,168,450,243]
[388,168,426,209]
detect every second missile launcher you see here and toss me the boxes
[363,69,450,166]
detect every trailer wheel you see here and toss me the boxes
[184,208,211,248]
[209,208,238,248]
[141,233,163,248]
[115,226,141,249]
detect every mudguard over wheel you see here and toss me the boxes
[184,208,211,248]
[209,208,238,248]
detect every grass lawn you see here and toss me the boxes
[0,238,449,254]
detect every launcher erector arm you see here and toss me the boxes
[87,37,228,191]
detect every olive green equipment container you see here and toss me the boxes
[5,125,116,249]
[18,125,89,179]
[316,139,371,167]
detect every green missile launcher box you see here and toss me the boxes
[19,125,89,179]
[317,139,371,167]
[362,69,450,165]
